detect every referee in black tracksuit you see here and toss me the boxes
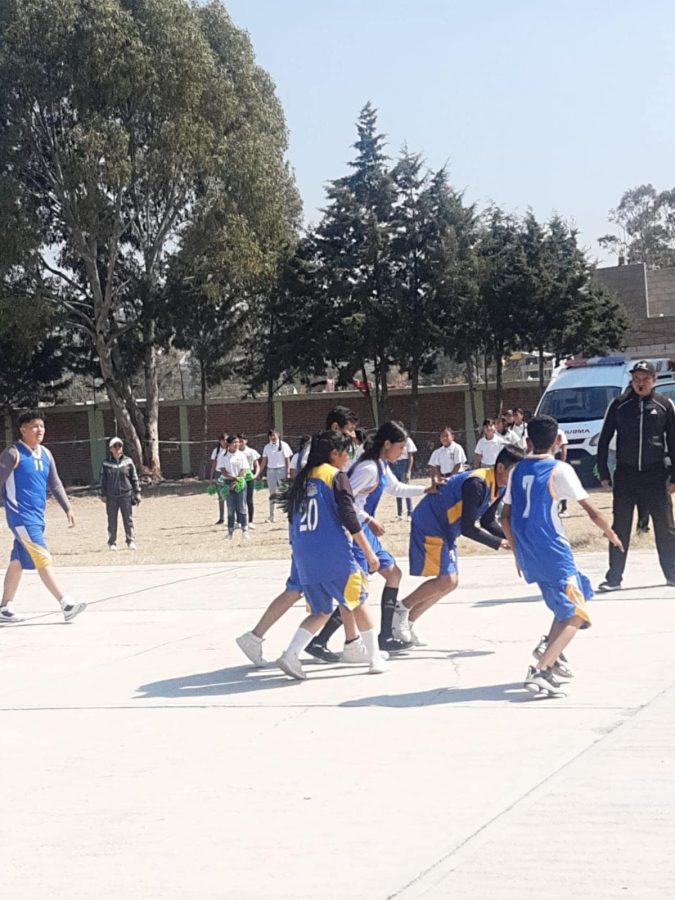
[596,360,675,590]
[99,437,141,550]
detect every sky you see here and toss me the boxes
[224,0,675,265]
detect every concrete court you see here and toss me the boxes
[1,550,673,900]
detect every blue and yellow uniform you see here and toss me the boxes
[289,464,367,614]
[352,460,396,574]
[508,457,592,626]
[3,443,54,570]
[409,469,499,577]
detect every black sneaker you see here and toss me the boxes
[378,635,413,654]
[305,641,341,663]
[597,580,621,593]
[0,607,23,625]
[524,666,567,697]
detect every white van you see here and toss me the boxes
[536,356,673,485]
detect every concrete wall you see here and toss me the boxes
[4,382,542,486]
[594,263,675,353]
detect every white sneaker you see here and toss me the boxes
[127,541,137,551]
[369,653,389,674]
[342,639,390,663]
[108,543,118,552]
[277,650,306,681]
[392,602,411,643]
[409,623,427,647]
[236,631,267,667]
[62,598,87,623]
[248,523,256,530]
[0,606,24,625]
[241,529,250,540]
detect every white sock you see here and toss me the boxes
[59,594,73,609]
[396,602,410,622]
[361,628,379,662]
[287,627,314,658]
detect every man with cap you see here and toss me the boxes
[99,438,141,551]
[596,360,675,590]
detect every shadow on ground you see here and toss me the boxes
[340,682,531,707]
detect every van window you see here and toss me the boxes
[657,383,675,406]
[538,386,620,422]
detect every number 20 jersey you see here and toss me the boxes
[289,464,357,585]
[508,457,577,585]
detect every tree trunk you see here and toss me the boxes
[361,362,378,428]
[377,358,389,426]
[142,319,161,481]
[97,339,144,470]
[267,376,275,428]
[538,345,546,398]
[409,363,420,435]
[200,359,209,479]
[495,341,504,417]
[465,352,478,443]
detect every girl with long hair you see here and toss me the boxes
[276,431,386,680]
[311,421,437,656]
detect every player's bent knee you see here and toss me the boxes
[436,574,458,595]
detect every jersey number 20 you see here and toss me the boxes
[299,498,319,532]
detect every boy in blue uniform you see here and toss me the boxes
[0,411,86,624]
[501,415,623,697]
[275,431,385,680]
[392,445,524,644]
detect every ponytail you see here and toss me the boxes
[285,430,351,522]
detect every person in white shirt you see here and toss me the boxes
[289,435,311,478]
[390,434,417,519]
[237,433,260,528]
[209,433,229,524]
[554,428,570,516]
[473,419,507,468]
[428,427,467,478]
[219,435,250,539]
[259,429,292,522]
[510,408,527,446]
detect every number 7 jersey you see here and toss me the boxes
[290,463,358,585]
[506,457,586,585]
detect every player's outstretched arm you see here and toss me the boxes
[578,499,623,551]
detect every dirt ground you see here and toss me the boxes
[0,478,659,569]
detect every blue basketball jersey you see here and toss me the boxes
[289,464,356,585]
[3,443,51,528]
[413,468,497,543]
[363,460,387,517]
[508,457,577,584]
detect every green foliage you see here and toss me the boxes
[599,184,675,268]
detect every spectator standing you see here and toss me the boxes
[391,434,417,519]
[99,437,141,551]
[428,427,467,478]
[260,429,292,523]
[209,433,229,524]
[555,428,570,517]
[220,435,250,539]
[473,419,507,468]
[290,435,311,478]
[237,433,260,529]
[596,360,675,590]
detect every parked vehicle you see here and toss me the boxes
[536,356,673,485]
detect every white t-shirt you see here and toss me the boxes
[474,434,507,467]
[554,428,568,459]
[219,449,250,477]
[428,442,467,474]
[263,440,292,469]
[504,458,588,505]
[398,437,417,461]
[349,459,425,524]
[242,446,260,469]
[211,446,228,471]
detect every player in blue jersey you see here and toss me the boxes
[308,421,436,657]
[501,415,623,697]
[235,409,365,668]
[391,445,525,645]
[275,431,386,680]
[0,411,86,624]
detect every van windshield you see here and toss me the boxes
[538,386,620,423]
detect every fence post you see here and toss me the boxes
[86,406,106,484]
[178,403,192,475]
